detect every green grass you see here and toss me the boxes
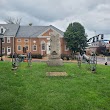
[0,62,110,110]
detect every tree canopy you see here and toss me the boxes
[64,22,88,54]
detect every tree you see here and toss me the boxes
[64,22,88,54]
[4,17,22,24]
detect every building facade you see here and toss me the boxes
[0,24,70,56]
[0,24,19,55]
[88,40,110,54]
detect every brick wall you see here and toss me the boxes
[15,29,71,55]
[0,37,14,55]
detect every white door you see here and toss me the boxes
[47,41,50,55]
[7,47,11,55]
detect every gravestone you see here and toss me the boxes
[47,32,63,66]
[27,52,32,67]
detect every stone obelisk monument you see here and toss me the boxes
[47,32,63,66]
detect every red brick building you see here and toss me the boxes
[0,24,19,55]
[15,25,70,56]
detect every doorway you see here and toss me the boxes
[7,47,11,55]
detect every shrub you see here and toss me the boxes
[0,54,5,57]
[9,53,20,58]
[37,54,42,59]
[9,53,43,59]
[61,54,72,60]
[31,54,42,59]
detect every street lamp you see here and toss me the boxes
[0,33,4,61]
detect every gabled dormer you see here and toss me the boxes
[0,26,6,34]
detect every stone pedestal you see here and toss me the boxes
[47,32,63,66]
[47,59,63,66]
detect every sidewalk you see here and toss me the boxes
[0,56,12,61]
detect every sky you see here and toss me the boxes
[0,0,110,40]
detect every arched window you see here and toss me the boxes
[32,45,37,51]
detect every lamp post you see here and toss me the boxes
[0,33,4,61]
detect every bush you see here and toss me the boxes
[9,53,20,58]
[31,54,42,59]
[9,53,43,59]
[61,54,72,60]
[0,54,5,57]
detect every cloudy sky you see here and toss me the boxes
[0,0,110,40]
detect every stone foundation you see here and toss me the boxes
[46,72,67,76]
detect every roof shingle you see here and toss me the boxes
[0,24,19,36]
[16,25,64,38]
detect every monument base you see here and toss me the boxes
[47,59,63,66]
[46,72,67,76]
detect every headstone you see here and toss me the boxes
[77,53,82,68]
[90,52,97,72]
[12,53,18,70]
[27,52,32,67]
[105,57,107,65]
[47,32,63,66]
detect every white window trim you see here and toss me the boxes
[7,37,11,43]
[24,39,29,42]
[32,45,37,51]
[17,39,21,42]
[17,45,22,51]
[7,47,11,53]
[0,26,6,34]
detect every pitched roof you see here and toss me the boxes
[0,24,19,36]
[49,25,64,36]
[16,26,49,37]
[16,25,64,38]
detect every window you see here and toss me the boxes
[7,37,10,43]
[42,43,45,50]
[7,47,11,52]
[24,39,29,42]
[2,47,5,53]
[1,28,3,33]
[17,39,21,42]
[17,45,21,51]
[32,45,37,51]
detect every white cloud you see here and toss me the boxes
[0,0,110,40]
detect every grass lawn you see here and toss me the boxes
[0,62,110,110]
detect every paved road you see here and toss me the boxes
[97,57,110,65]
[1,56,110,65]
[32,56,110,65]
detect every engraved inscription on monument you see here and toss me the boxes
[47,32,63,66]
